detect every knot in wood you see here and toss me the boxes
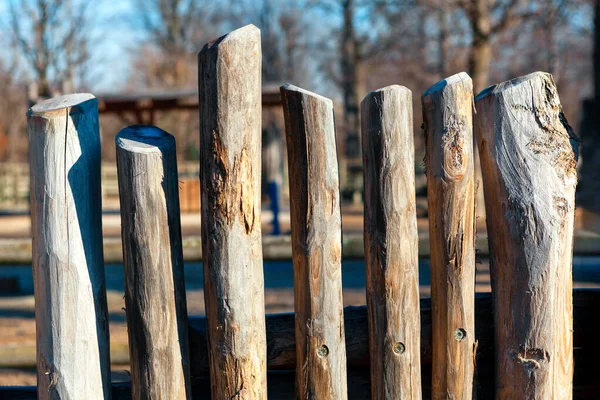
[441,119,469,180]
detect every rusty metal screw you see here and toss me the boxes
[455,328,466,341]
[317,345,329,358]
[393,342,405,355]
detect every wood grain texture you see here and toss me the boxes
[198,24,267,399]
[475,71,578,399]
[27,93,111,399]
[361,85,421,400]
[281,84,348,400]
[6,290,600,399]
[422,72,476,400]
[116,125,191,400]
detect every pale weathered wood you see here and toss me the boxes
[27,93,111,399]
[361,85,421,399]
[197,24,267,399]
[422,72,476,400]
[281,84,348,400]
[475,71,578,399]
[116,125,191,400]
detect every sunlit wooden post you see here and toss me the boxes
[475,71,578,399]
[361,85,421,399]
[423,72,476,400]
[28,94,111,399]
[198,24,267,399]
[281,84,348,400]
[116,125,191,399]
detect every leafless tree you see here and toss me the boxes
[0,56,27,162]
[8,0,93,97]
[133,0,213,88]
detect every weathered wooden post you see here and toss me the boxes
[280,84,348,400]
[475,71,578,399]
[116,125,191,399]
[27,94,111,399]
[198,24,267,399]
[361,85,421,399]
[422,72,476,399]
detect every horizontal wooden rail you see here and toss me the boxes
[4,289,599,399]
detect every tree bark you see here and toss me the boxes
[198,24,267,399]
[362,85,421,400]
[116,125,191,400]
[475,71,578,399]
[27,93,111,399]
[281,84,348,400]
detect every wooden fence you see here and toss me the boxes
[2,24,591,399]
[0,161,201,210]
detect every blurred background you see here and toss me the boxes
[1,0,599,387]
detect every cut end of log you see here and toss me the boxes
[280,83,333,106]
[116,125,175,154]
[423,72,472,99]
[199,24,260,55]
[27,93,96,117]
[362,84,411,106]
[475,71,551,101]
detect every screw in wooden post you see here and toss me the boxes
[361,85,422,400]
[281,83,348,400]
[423,72,476,400]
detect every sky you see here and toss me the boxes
[0,0,150,92]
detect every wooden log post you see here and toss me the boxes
[116,125,191,399]
[422,72,476,399]
[198,24,267,399]
[361,85,421,399]
[27,94,111,399]
[475,72,578,399]
[281,84,348,400]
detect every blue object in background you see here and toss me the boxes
[267,180,280,235]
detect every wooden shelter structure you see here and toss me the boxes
[96,86,283,125]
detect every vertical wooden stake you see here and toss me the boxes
[116,125,191,400]
[361,85,422,399]
[422,72,476,400]
[28,94,111,399]
[475,72,578,399]
[198,24,267,399]
[281,84,348,400]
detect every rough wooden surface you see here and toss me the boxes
[281,84,348,400]
[422,72,476,400]
[116,125,191,399]
[27,93,111,399]
[198,24,267,399]
[475,71,579,399]
[361,85,421,399]
[3,290,600,399]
